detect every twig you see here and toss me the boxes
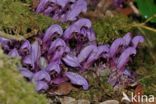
[0,31,25,41]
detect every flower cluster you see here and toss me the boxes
[36,0,87,22]
[0,18,144,92]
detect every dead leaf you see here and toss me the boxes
[52,82,77,95]
[133,84,143,104]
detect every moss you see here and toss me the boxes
[93,15,132,44]
[0,0,55,37]
[0,49,48,104]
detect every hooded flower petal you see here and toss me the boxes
[49,38,66,54]
[45,61,61,73]
[33,70,51,82]
[123,32,132,46]
[74,18,92,29]
[86,28,96,42]
[63,25,79,40]
[117,47,136,71]
[65,72,89,90]
[62,54,81,68]
[20,68,34,80]
[8,48,20,57]
[132,35,144,48]
[23,55,34,68]
[110,38,126,57]
[36,0,49,13]
[35,81,49,91]
[43,24,63,42]
[51,47,65,61]
[31,40,41,64]
[51,0,69,8]
[20,40,31,51]
[78,45,97,63]
[66,0,87,21]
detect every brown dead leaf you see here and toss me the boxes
[53,82,77,96]
[133,84,144,104]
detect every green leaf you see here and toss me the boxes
[136,0,156,22]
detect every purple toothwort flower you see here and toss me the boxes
[45,61,61,73]
[43,24,63,42]
[117,47,136,71]
[65,72,89,90]
[8,48,20,57]
[20,67,34,80]
[132,35,144,48]
[65,0,87,21]
[62,54,81,68]
[35,81,49,91]
[78,44,97,63]
[110,38,126,57]
[33,70,51,82]
[122,32,132,46]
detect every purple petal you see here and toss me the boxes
[132,35,144,48]
[31,40,41,64]
[33,70,51,82]
[43,24,63,42]
[51,47,65,61]
[97,44,110,56]
[65,72,89,90]
[20,40,31,52]
[20,68,34,80]
[117,47,136,71]
[110,38,126,57]
[35,81,49,91]
[62,54,81,68]
[78,45,97,63]
[45,61,61,73]
[51,77,68,85]
[63,25,79,40]
[49,38,66,54]
[51,0,69,8]
[122,32,132,46]
[66,0,87,21]
[86,28,96,42]
[83,47,98,69]
[73,18,92,29]
[23,55,34,67]
[8,49,20,57]
[36,0,49,13]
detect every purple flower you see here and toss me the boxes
[132,35,144,48]
[122,32,132,46]
[62,54,81,68]
[48,38,68,54]
[20,40,31,56]
[117,47,136,71]
[110,38,126,57]
[8,48,20,57]
[63,18,92,40]
[65,72,89,90]
[45,61,61,73]
[36,0,49,13]
[65,0,87,21]
[35,81,49,91]
[78,44,97,63]
[43,24,63,42]
[33,70,51,82]
[20,67,34,80]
